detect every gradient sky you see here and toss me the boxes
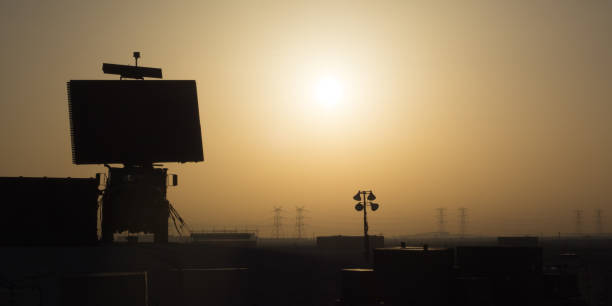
[1,0,611,237]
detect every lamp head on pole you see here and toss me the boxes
[355,203,364,211]
[353,191,362,201]
[367,192,376,201]
[370,203,379,211]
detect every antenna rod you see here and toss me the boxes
[133,51,141,67]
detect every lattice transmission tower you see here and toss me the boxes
[295,206,306,239]
[458,207,467,238]
[437,207,446,234]
[595,209,604,235]
[272,207,283,239]
[574,210,583,235]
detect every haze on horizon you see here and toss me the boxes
[1,0,611,237]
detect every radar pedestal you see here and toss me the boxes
[101,164,170,243]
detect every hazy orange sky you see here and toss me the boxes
[1,1,611,237]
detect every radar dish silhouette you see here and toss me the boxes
[67,80,204,165]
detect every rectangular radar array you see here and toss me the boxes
[67,80,204,165]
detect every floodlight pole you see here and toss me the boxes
[361,192,370,263]
[354,190,378,264]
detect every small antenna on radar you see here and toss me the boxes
[102,52,162,80]
[133,51,140,67]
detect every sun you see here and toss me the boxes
[313,75,345,108]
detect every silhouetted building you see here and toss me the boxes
[455,246,544,306]
[0,177,99,245]
[456,246,542,276]
[337,245,553,306]
[340,268,380,306]
[373,246,454,306]
[316,235,384,250]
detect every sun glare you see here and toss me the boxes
[314,76,345,107]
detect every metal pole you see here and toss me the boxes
[363,191,370,263]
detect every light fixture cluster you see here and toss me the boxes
[352,189,380,263]
[353,190,380,211]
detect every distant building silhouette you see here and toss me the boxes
[190,231,257,247]
[316,235,384,250]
